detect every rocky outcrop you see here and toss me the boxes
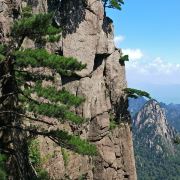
[0,0,137,179]
[133,99,176,154]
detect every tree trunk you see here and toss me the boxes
[0,59,36,180]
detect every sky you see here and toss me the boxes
[107,0,180,104]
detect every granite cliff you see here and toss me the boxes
[0,0,137,179]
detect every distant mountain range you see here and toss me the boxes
[129,98,180,179]
[129,97,180,132]
[160,102,180,132]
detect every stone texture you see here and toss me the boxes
[0,0,14,43]
[38,137,66,179]
[76,61,111,119]
[96,136,116,165]
[21,37,35,49]
[88,112,110,141]
[28,0,48,14]
[92,123,137,180]
[105,49,127,106]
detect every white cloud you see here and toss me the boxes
[114,35,125,47]
[126,56,180,85]
[122,48,144,60]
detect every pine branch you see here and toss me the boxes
[0,111,55,126]
[30,84,85,107]
[19,90,40,105]
[14,49,86,76]
[27,102,84,124]
[0,125,97,155]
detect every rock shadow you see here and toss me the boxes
[54,0,87,37]
[115,96,131,123]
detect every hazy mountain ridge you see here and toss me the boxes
[129,97,180,132]
[133,99,177,155]
[160,102,180,132]
[128,97,147,117]
[131,99,180,179]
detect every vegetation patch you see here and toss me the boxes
[28,139,49,179]
[0,154,7,180]
[119,54,129,63]
[61,148,69,167]
[109,113,117,130]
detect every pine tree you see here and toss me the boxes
[124,88,151,99]
[0,7,96,179]
[103,0,124,10]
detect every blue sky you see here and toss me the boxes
[107,0,180,104]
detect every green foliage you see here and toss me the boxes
[20,82,85,124]
[78,174,86,180]
[28,140,49,179]
[119,55,129,63]
[0,54,5,62]
[0,44,7,61]
[173,136,180,144]
[0,44,7,55]
[110,120,117,130]
[134,134,180,180]
[103,0,124,10]
[124,88,151,99]
[14,49,86,76]
[16,73,53,86]
[47,34,61,43]
[37,169,49,180]
[0,170,6,180]
[28,84,85,107]
[28,139,41,166]
[109,113,117,130]
[21,5,32,18]
[51,130,97,156]
[0,154,7,180]
[12,13,61,40]
[61,148,69,167]
[27,102,84,124]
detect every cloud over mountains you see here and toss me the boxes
[126,55,180,85]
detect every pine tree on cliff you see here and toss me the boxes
[0,6,96,179]
[103,0,124,10]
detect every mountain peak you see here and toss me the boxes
[133,99,176,154]
[132,99,180,179]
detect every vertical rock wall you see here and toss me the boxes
[0,0,137,179]
[59,1,137,179]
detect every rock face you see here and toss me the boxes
[0,0,137,179]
